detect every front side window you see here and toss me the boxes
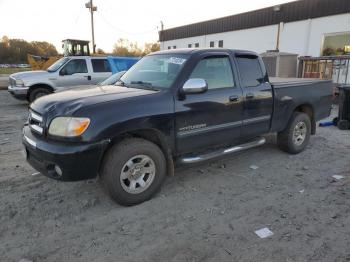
[236,55,264,87]
[195,43,199,48]
[120,54,189,89]
[189,56,235,90]
[91,59,111,73]
[61,59,88,75]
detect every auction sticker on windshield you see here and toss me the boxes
[168,57,186,65]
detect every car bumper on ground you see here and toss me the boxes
[8,85,29,100]
[22,125,110,181]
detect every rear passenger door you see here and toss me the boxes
[90,58,112,84]
[235,54,273,139]
[175,54,244,155]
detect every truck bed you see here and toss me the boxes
[270,77,330,88]
[270,77,333,133]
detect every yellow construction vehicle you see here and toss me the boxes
[27,39,91,70]
[27,55,61,70]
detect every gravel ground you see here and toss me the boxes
[0,90,349,262]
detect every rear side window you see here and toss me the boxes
[91,59,111,73]
[236,55,264,87]
[189,56,235,90]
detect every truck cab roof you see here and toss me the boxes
[152,48,259,57]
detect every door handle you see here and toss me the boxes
[84,75,91,80]
[229,95,239,102]
[246,93,255,99]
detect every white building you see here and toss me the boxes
[159,0,350,57]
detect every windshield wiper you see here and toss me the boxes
[130,81,153,86]
[129,81,159,91]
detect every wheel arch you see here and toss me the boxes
[27,83,54,100]
[100,128,174,176]
[294,104,316,135]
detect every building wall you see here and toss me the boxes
[161,13,350,57]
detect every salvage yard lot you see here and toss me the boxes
[0,90,350,262]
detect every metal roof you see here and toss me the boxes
[159,0,350,42]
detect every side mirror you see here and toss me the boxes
[182,78,208,94]
[59,69,66,76]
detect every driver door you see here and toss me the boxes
[175,54,243,155]
[56,59,91,87]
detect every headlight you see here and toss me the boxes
[15,79,25,87]
[48,117,90,137]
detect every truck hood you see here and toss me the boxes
[30,85,158,117]
[55,84,97,92]
[11,70,50,80]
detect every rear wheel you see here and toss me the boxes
[277,112,311,154]
[338,120,350,130]
[100,138,166,206]
[28,88,51,103]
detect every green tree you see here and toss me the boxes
[30,41,58,57]
[112,38,159,57]
[143,42,160,55]
[96,48,105,54]
[0,36,58,63]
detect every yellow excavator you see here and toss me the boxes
[27,39,91,70]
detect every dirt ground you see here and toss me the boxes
[0,90,350,262]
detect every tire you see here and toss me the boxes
[277,112,311,154]
[338,120,350,130]
[100,138,167,206]
[28,88,51,103]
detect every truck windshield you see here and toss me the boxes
[119,54,189,89]
[47,57,70,72]
[99,71,125,85]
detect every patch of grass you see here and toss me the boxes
[0,68,32,75]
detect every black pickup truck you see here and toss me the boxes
[23,49,332,206]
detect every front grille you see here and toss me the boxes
[29,110,44,135]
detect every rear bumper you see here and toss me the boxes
[8,85,29,100]
[22,125,110,181]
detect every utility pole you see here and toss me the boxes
[276,22,281,51]
[85,0,97,54]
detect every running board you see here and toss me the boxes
[179,137,266,164]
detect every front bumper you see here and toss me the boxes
[22,125,110,181]
[8,85,29,100]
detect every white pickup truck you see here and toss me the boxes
[8,56,137,102]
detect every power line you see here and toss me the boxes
[96,12,158,36]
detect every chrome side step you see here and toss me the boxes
[179,137,266,164]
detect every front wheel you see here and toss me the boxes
[100,138,167,206]
[277,112,311,154]
[28,88,51,103]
